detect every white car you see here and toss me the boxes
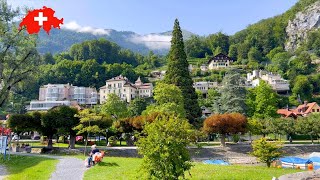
[12,135,19,140]
[95,136,106,141]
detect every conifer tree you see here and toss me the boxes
[164,19,201,123]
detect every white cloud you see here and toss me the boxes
[62,21,111,35]
[129,34,172,50]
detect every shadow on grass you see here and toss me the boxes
[96,161,119,167]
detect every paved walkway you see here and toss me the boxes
[10,152,87,180]
[50,157,86,180]
[0,165,8,180]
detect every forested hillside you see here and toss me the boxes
[37,28,195,55]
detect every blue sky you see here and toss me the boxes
[8,0,298,35]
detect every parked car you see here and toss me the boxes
[12,135,19,140]
[95,136,106,141]
[76,136,83,142]
[33,136,40,140]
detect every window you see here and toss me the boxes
[103,90,105,93]
[317,109,319,112]
[313,109,315,112]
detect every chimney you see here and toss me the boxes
[303,101,308,112]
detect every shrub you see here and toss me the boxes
[251,138,283,167]
[136,113,194,179]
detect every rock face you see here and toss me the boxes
[285,1,320,51]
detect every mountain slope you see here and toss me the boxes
[37,28,195,55]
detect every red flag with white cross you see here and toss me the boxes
[19,6,64,34]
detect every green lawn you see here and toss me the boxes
[84,157,301,180]
[0,155,58,180]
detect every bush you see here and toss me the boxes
[136,113,194,179]
[251,138,283,167]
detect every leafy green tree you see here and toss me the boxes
[295,114,320,144]
[74,109,112,152]
[287,51,313,79]
[246,81,278,119]
[196,90,206,107]
[203,113,247,147]
[185,35,210,58]
[290,75,313,104]
[8,114,35,137]
[267,52,291,76]
[212,71,247,114]
[100,93,129,119]
[164,19,201,123]
[228,44,238,61]
[41,108,60,149]
[0,0,41,107]
[266,46,285,60]
[53,106,79,149]
[214,46,223,56]
[128,98,147,116]
[206,32,229,55]
[251,138,283,167]
[136,114,193,179]
[153,82,184,105]
[143,82,186,118]
[248,47,263,63]
[42,52,55,64]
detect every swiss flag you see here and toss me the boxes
[19,6,64,34]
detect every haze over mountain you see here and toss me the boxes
[37,22,195,55]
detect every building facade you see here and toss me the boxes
[208,53,233,70]
[193,81,218,95]
[247,70,290,93]
[29,83,97,111]
[99,75,153,103]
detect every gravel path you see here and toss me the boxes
[50,157,86,180]
[0,165,8,180]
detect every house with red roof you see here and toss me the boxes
[277,101,320,118]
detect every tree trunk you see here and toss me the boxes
[311,135,314,144]
[47,135,53,149]
[69,134,76,149]
[220,134,226,147]
[267,161,271,168]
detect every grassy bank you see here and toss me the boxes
[0,155,58,180]
[84,157,301,180]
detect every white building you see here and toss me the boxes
[208,53,233,70]
[193,81,218,94]
[200,64,208,72]
[247,70,290,93]
[99,75,153,103]
[28,84,97,111]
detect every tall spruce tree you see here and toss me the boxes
[164,19,201,123]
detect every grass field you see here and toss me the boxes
[84,157,301,180]
[0,155,58,180]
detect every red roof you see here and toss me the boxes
[295,102,317,114]
[277,109,300,118]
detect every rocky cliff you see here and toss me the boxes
[285,1,320,51]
